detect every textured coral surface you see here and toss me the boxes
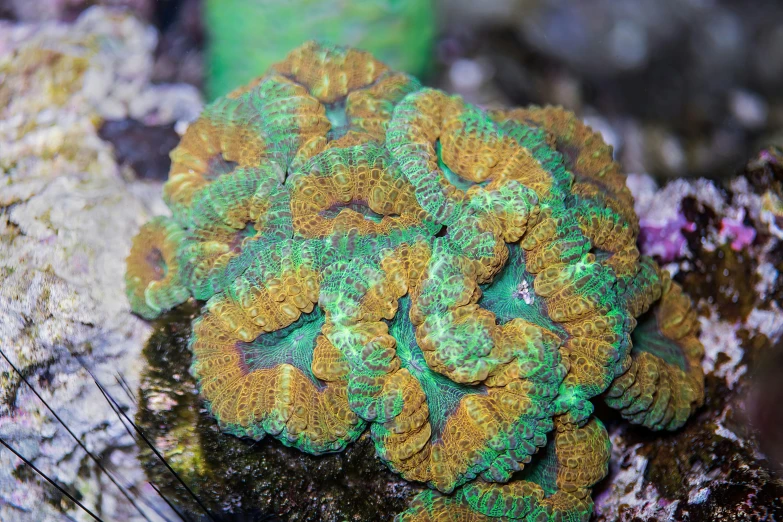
[126,42,706,521]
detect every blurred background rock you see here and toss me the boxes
[437,0,783,181]
[4,0,783,180]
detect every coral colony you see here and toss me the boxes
[126,42,705,521]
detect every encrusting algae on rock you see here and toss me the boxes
[126,41,706,521]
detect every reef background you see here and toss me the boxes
[5,0,783,181]
[1,2,782,521]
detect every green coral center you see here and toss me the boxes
[436,140,487,192]
[239,306,326,389]
[205,153,239,180]
[391,296,487,442]
[326,99,349,139]
[480,244,566,336]
[229,222,259,252]
[515,433,558,496]
[631,309,689,371]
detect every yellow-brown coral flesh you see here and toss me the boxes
[125,216,189,320]
[606,266,705,430]
[271,41,389,104]
[396,417,611,522]
[289,143,430,239]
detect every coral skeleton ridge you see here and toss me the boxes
[126,42,705,521]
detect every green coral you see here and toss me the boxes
[127,42,705,522]
[125,216,190,319]
[204,0,435,99]
[398,418,611,522]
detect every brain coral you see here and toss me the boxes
[126,42,705,521]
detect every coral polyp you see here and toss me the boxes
[165,75,328,222]
[288,143,436,239]
[190,304,365,453]
[126,41,706,521]
[398,417,611,521]
[125,216,190,320]
[606,266,705,430]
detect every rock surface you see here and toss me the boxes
[594,151,783,521]
[0,8,201,521]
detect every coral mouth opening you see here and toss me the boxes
[590,245,613,263]
[229,222,258,252]
[145,247,167,280]
[326,99,349,139]
[436,139,490,192]
[319,200,387,222]
[205,153,239,180]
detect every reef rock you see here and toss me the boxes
[594,149,783,521]
[0,7,201,521]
